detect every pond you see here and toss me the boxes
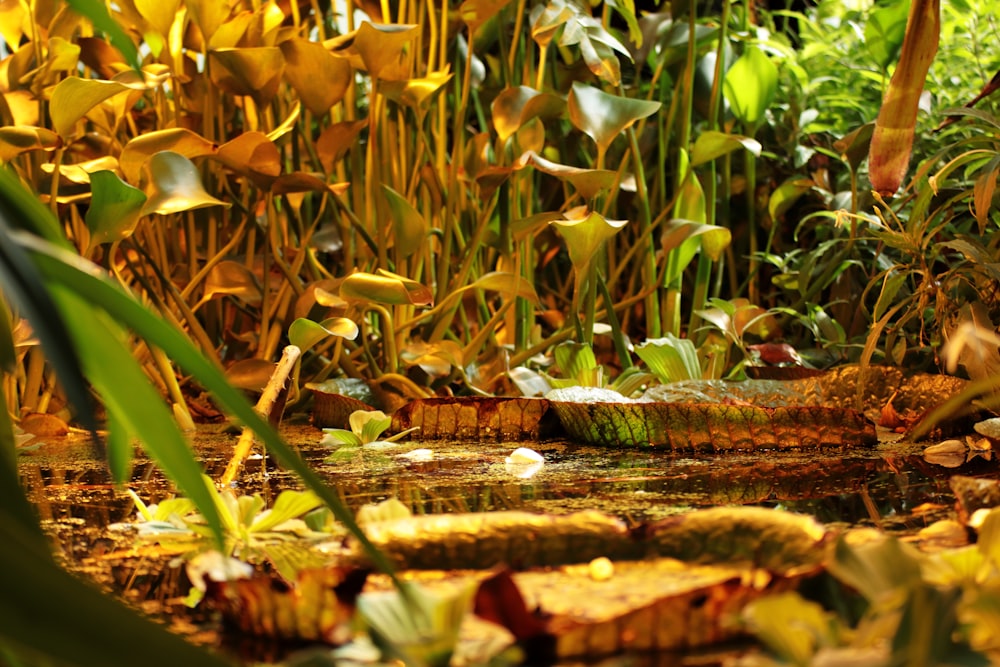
[17,420,988,664]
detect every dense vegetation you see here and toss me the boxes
[0,0,998,663]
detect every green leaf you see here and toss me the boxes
[550,208,628,273]
[85,170,147,249]
[723,45,778,126]
[141,151,231,216]
[554,342,599,383]
[491,86,565,143]
[288,317,359,352]
[767,178,813,221]
[340,270,434,306]
[865,0,909,72]
[742,592,839,665]
[691,130,761,166]
[635,334,701,383]
[382,185,428,259]
[568,82,661,156]
[63,0,142,71]
[250,489,324,533]
[0,508,231,667]
[105,411,134,485]
[49,77,131,139]
[16,233,401,580]
[519,150,618,201]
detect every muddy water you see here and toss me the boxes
[16,422,989,660]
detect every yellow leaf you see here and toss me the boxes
[278,39,352,116]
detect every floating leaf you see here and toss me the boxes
[85,170,147,248]
[289,317,359,352]
[390,396,550,441]
[340,270,434,306]
[568,82,660,156]
[723,45,778,126]
[141,151,230,216]
[278,39,352,116]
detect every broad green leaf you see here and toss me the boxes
[550,208,628,273]
[723,45,778,126]
[381,71,454,110]
[350,410,392,444]
[518,150,617,201]
[322,428,363,447]
[119,128,217,184]
[141,151,230,216]
[278,39,352,116]
[85,170,147,249]
[382,185,428,259]
[209,47,285,105]
[660,218,731,286]
[0,507,230,667]
[16,233,401,579]
[0,126,60,162]
[340,270,434,306]
[767,178,813,221]
[742,592,838,666]
[48,283,225,546]
[63,0,142,71]
[492,86,565,143]
[634,335,701,383]
[691,130,761,166]
[828,535,924,604]
[49,77,130,138]
[868,0,940,196]
[251,490,324,533]
[288,317,359,352]
[105,410,134,485]
[554,341,598,381]
[865,0,909,72]
[568,82,661,155]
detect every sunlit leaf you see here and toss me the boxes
[63,0,142,71]
[0,126,60,162]
[868,0,939,196]
[381,70,453,110]
[350,410,392,444]
[85,170,147,248]
[459,0,514,35]
[723,45,778,126]
[661,219,731,262]
[251,489,324,533]
[288,317,360,352]
[49,77,130,138]
[317,120,367,173]
[492,86,565,143]
[197,260,261,306]
[605,0,641,45]
[551,207,628,273]
[518,150,617,201]
[974,160,999,232]
[743,592,839,666]
[469,272,539,304]
[833,122,875,172]
[691,130,761,166]
[214,131,281,189]
[340,270,434,306]
[119,128,218,184]
[635,334,701,383]
[768,178,813,221]
[141,151,230,215]
[382,185,427,259]
[348,22,419,81]
[135,0,179,38]
[209,47,285,105]
[278,39,352,116]
[568,81,660,156]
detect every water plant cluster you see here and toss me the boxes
[0,0,999,663]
